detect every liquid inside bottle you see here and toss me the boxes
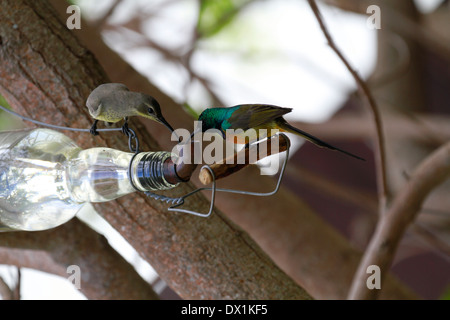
[0,129,83,231]
[0,128,177,231]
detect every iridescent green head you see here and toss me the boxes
[198,107,234,132]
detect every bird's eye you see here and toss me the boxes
[148,108,155,114]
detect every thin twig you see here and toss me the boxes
[0,277,12,300]
[321,0,450,63]
[347,141,450,299]
[93,0,122,28]
[102,18,227,106]
[412,223,450,262]
[307,0,389,210]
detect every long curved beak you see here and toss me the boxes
[157,116,182,142]
[157,116,175,133]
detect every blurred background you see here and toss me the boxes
[0,0,449,299]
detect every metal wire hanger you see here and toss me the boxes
[0,105,140,153]
[145,134,291,217]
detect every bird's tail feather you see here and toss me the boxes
[278,121,365,161]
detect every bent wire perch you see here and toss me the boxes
[145,165,217,218]
[0,105,290,218]
[151,134,291,217]
[212,133,290,198]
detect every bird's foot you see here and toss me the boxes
[90,120,99,136]
[121,122,132,137]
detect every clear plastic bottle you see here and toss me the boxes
[0,128,178,231]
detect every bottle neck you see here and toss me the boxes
[129,151,179,192]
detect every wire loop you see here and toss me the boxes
[143,166,216,217]
[126,128,140,153]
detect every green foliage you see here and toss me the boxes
[0,95,23,131]
[0,95,9,108]
[0,95,12,130]
[440,285,450,300]
[182,102,201,119]
[197,0,252,38]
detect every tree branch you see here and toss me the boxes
[323,0,450,63]
[92,0,122,29]
[307,0,389,209]
[0,219,159,300]
[0,276,13,300]
[348,141,450,299]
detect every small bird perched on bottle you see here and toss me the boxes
[198,104,364,161]
[86,83,175,136]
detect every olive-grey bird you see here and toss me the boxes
[86,83,175,136]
